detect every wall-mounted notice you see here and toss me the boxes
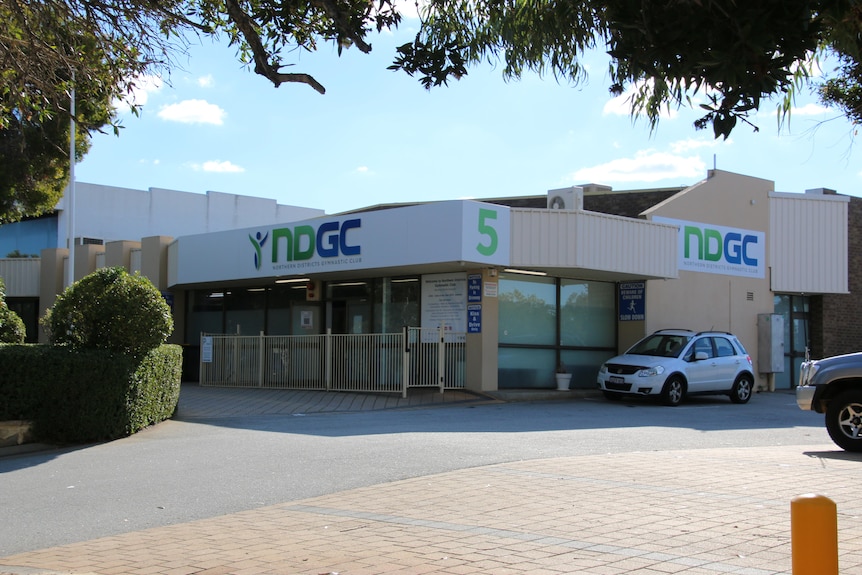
[468,304,482,333]
[422,272,467,339]
[619,282,645,321]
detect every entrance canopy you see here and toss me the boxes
[167,200,678,288]
[169,200,510,287]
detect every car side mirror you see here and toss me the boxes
[694,351,708,361]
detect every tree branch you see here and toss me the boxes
[222,0,326,94]
[309,0,372,54]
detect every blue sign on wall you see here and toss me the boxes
[619,282,645,321]
[468,304,482,333]
[467,274,482,302]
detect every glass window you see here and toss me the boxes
[374,277,419,333]
[560,280,615,347]
[561,350,617,384]
[714,336,736,357]
[328,280,371,300]
[268,283,310,335]
[692,337,714,358]
[498,348,556,389]
[499,274,556,345]
[225,288,266,335]
[186,290,224,341]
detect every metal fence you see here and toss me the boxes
[199,326,466,396]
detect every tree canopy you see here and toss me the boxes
[2,0,861,221]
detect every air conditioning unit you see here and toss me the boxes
[547,186,584,210]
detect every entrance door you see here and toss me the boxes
[330,300,371,334]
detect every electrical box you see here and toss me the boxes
[757,314,785,373]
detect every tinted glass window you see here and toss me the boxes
[714,336,736,357]
[693,337,714,358]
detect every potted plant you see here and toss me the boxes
[555,361,572,391]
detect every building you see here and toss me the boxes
[0,182,324,340]
[0,170,854,393]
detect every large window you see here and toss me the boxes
[268,282,312,335]
[498,274,616,389]
[374,277,420,333]
[225,288,266,335]
[187,290,224,342]
[185,275,423,341]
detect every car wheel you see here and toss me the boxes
[729,374,753,404]
[660,376,685,407]
[825,390,862,452]
[603,390,622,401]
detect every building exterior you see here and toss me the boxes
[0,170,855,393]
[0,182,324,340]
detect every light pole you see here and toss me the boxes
[66,71,76,287]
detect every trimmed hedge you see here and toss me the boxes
[44,267,173,358]
[0,344,182,444]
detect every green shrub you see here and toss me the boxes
[44,267,173,358]
[0,344,183,443]
[0,344,48,418]
[0,278,25,344]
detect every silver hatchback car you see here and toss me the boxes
[597,329,755,406]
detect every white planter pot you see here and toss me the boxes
[555,373,572,391]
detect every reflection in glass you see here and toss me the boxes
[498,274,556,345]
[560,280,615,347]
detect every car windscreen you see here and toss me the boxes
[627,334,691,358]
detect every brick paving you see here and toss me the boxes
[2,443,861,575]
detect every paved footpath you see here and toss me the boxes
[2,443,861,575]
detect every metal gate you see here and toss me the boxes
[199,326,466,396]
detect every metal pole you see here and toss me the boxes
[401,326,409,398]
[66,72,76,286]
[438,323,445,393]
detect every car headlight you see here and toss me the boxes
[638,366,665,377]
[599,364,608,374]
[799,362,820,386]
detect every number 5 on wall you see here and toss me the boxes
[476,208,498,256]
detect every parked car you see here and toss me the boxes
[796,351,862,452]
[597,329,755,406]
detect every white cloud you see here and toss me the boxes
[791,103,830,116]
[569,149,706,183]
[393,0,421,20]
[669,138,731,154]
[198,75,215,88]
[190,160,245,173]
[354,166,375,176]
[114,75,163,109]
[158,100,226,125]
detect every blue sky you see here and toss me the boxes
[75,15,862,215]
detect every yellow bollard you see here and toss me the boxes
[791,493,838,575]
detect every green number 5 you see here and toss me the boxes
[477,208,498,256]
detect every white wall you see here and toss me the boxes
[55,182,324,247]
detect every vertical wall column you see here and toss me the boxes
[141,236,183,345]
[105,240,141,270]
[38,248,68,342]
[465,268,500,392]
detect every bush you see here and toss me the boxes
[0,278,25,344]
[45,267,173,358]
[0,344,183,443]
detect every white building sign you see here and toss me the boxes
[654,217,765,279]
[171,201,511,286]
